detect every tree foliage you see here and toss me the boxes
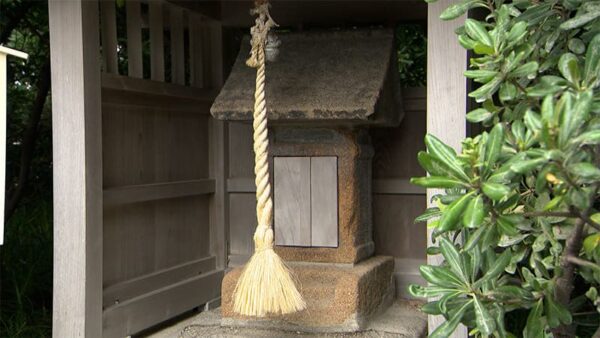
[0,0,53,337]
[410,1,600,337]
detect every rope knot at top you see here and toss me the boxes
[246,3,279,68]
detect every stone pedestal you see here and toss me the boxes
[221,256,395,332]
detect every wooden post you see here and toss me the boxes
[0,46,28,245]
[48,1,103,337]
[100,0,118,74]
[207,20,229,270]
[126,0,143,78]
[427,0,468,337]
[149,2,165,82]
[170,7,185,85]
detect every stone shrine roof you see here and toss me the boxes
[210,29,402,126]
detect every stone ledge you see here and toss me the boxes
[221,256,396,332]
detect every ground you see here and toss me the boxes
[145,300,427,338]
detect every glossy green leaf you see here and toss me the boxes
[497,216,519,237]
[568,38,586,54]
[438,192,474,232]
[420,265,465,287]
[482,182,511,201]
[408,284,456,298]
[462,195,485,228]
[493,285,534,301]
[414,207,441,223]
[473,296,496,335]
[560,10,600,30]
[524,110,542,134]
[469,76,503,102]
[429,301,472,338]
[484,124,504,168]
[510,61,539,78]
[506,21,528,42]
[474,249,511,287]
[584,233,600,256]
[410,176,467,189]
[425,134,469,181]
[417,151,449,177]
[465,18,493,47]
[464,225,487,251]
[439,237,469,283]
[584,33,600,85]
[545,293,572,327]
[464,70,498,82]
[568,162,600,181]
[523,300,545,338]
[499,82,518,102]
[466,108,493,123]
[421,301,443,315]
[572,129,600,145]
[440,0,482,20]
[510,157,548,174]
[558,53,581,85]
[559,91,592,147]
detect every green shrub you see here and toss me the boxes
[410,1,600,337]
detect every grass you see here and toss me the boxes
[0,196,52,338]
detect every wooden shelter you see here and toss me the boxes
[47,0,467,336]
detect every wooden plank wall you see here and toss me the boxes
[96,1,228,335]
[100,74,221,337]
[371,87,427,298]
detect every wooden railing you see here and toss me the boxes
[99,0,214,88]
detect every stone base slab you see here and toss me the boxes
[221,256,395,332]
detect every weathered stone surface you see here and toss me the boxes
[145,299,427,338]
[210,29,403,126]
[221,256,396,332]
[270,127,374,264]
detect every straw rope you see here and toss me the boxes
[232,1,306,317]
[247,2,274,254]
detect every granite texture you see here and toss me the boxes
[210,29,403,126]
[270,128,374,264]
[220,256,396,331]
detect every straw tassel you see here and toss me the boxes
[232,1,306,317]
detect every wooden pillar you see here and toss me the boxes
[48,1,103,337]
[427,1,468,337]
[208,20,229,271]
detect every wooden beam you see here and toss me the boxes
[126,0,143,78]
[221,1,426,27]
[427,0,468,337]
[103,179,215,207]
[189,14,205,88]
[48,0,103,336]
[100,0,119,74]
[101,73,218,102]
[103,256,216,307]
[208,19,229,270]
[166,0,221,20]
[208,20,223,89]
[149,1,165,81]
[102,269,223,337]
[169,7,185,85]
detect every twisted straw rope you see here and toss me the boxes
[232,2,305,316]
[247,3,276,250]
